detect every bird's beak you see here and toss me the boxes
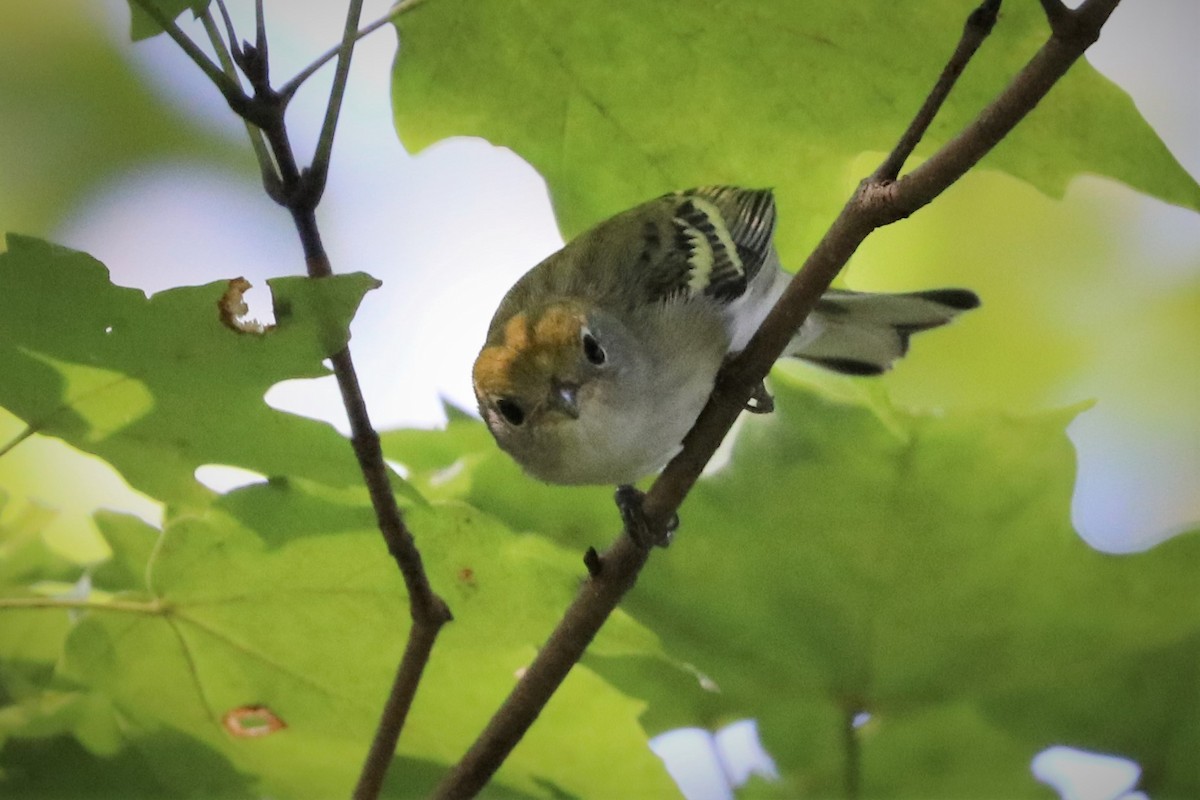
[547,382,580,419]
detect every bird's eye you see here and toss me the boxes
[494,397,526,426]
[581,329,607,366]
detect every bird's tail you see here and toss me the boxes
[788,288,980,375]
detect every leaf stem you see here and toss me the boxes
[0,425,35,459]
[198,9,279,191]
[212,0,241,60]
[126,0,243,104]
[431,0,1124,795]
[0,596,165,615]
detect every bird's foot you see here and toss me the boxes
[744,381,775,414]
[615,485,677,549]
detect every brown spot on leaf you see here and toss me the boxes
[222,705,286,738]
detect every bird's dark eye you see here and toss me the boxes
[582,329,606,366]
[494,397,525,426]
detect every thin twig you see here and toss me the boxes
[290,206,452,798]
[126,0,242,103]
[352,610,443,800]
[198,9,279,191]
[254,0,268,58]
[260,3,454,782]
[212,0,242,61]
[879,0,1120,223]
[431,0,1123,795]
[300,0,368,209]
[279,0,430,101]
[874,0,1000,182]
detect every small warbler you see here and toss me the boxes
[473,186,978,487]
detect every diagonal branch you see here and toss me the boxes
[431,0,1123,796]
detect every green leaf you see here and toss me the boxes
[90,512,159,594]
[0,235,385,507]
[127,0,210,41]
[33,483,676,798]
[0,729,256,799]
[0,489,79,676]
[649,373,1200,795]
[0,689,124,757]
[399,368,1200,796]
[0,490,75,591]
[382,416,619,551]
[392,0,1200,258]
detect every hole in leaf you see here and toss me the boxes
[195,465,269,493]
[222,705,286,738]
[218,277,275,335]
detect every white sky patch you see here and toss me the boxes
[1032,746,1142,800]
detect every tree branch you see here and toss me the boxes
[432,0,1123,795]
[352,608,444,800]
[134,4,453,797]
[289,178,451,800]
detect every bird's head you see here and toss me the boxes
[472,302,624,480]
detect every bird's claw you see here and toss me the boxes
[615,485,677,549]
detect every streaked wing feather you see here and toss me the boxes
[651,186,777,304]
[687,186,777,282]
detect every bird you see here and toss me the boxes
[472,186,978,488]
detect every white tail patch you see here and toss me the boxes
[789,288,979,374]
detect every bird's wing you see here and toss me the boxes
[643,186,777,304]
